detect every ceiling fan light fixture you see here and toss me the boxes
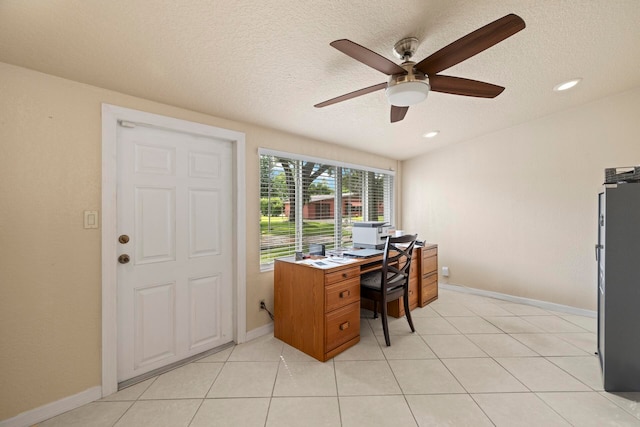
[386,76,431,107]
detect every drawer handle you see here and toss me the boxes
[342,273,348,278]
[340,321,350,331]
[339,290,350,298]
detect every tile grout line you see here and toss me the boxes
[108,374,160,426]
[37,290,619,426]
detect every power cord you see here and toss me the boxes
[260,301,274,321]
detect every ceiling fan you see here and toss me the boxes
[314,14,525,123]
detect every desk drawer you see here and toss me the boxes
[423,255,437,275]
[325,301,360,352]
[422,271,438,287]
[325,266,360,286]
[421,273,438,305]
[422,282,438,304]
[423,247,438,259]
[325,278,360,312]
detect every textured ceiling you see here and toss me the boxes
[1,0,639,160]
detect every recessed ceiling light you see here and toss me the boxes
[553,78,582,92]
[423,131,439,138]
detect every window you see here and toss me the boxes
[259,149,394,269]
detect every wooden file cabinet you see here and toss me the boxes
[384,244,439,317]
[274,258,361,362]
[420,244,439,306]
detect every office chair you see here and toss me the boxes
[360,234,418,346]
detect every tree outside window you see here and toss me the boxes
[259,152,394,268]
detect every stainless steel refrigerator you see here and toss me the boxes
[597,182,640,391]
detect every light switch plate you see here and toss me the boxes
[84,210,99,229]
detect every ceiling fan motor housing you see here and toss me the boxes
[392,37,419,61]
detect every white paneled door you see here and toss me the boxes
[116,123,233,382]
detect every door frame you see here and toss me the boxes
[101,104,246,396]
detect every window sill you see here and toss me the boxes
[260,264,274,273]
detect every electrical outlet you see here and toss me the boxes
[259,300,266,310]
[442,266,450,277]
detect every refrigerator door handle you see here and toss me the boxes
[595,244,603,261]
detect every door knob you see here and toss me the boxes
[118,254,130,264]
[118,234,130,244]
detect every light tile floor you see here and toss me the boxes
[35,289,640,426]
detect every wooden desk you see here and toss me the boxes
[274,244,438,361]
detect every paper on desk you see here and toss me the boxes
[298,258,356,269]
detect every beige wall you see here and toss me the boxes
[0,62,398,420]
[402,86,640,310]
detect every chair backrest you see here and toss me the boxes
[381,234,418,290]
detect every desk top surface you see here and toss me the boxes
[275,255,374,271]
[275,243,437,272]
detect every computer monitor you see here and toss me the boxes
[309,243,325,256]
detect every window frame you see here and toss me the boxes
[259,148,395,271]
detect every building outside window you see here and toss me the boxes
[259,149,394,269]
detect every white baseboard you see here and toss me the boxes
[245,322,274,342]
[0,386,101,427]
[440,283,597,318]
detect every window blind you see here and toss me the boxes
[259,151,394,269]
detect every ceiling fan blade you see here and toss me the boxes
[331,39,407,76]
[429,75,505,98]
[415,14,525,75]
[314,82,387,108]
[390,106,409,123]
